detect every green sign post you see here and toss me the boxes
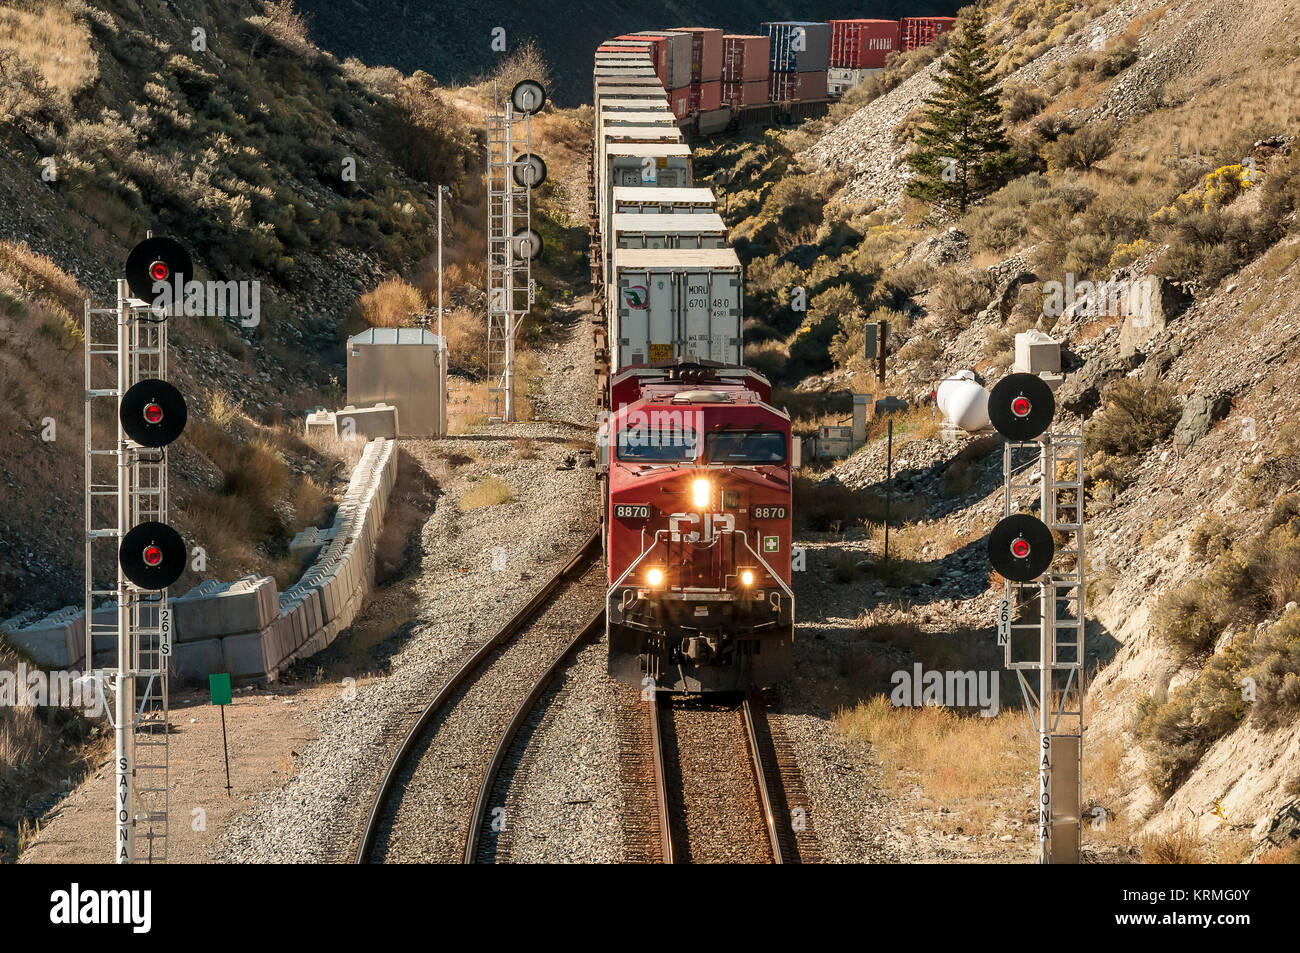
[209,673,233,795]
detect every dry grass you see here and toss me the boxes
[1140,824,1203,864]
[303,427,365,471]
[0,6,98,101]
[358,278,425,328]
[835,696,1036,826]
[460,476,513,510]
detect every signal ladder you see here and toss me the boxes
[485,93,534,422]
[1001,430,1085,864]
[83,281,172,863]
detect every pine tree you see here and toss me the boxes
[905,7,1015,215]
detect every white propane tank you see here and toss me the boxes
[936,370,991,432]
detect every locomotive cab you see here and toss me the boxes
[604,362,795,692]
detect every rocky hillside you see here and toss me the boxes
[699,0,1300,860]
[0,0,483,611]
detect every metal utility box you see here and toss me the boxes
[345,328,447,438]
[610,247,742,372]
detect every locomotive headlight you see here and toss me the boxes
[740,569,754,586]
[646,567,664,586]
[692,478,711,509]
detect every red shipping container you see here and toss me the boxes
[722,34,770,83]
[829,19,901,69]
[687,79,724,111]
[769,70,827,103]
[727,78,769,107]
[698,79,722,111]
[668,85,693,119]
[899,17,956,52]
[671,27,724,82]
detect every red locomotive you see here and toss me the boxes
[602,361,796,692]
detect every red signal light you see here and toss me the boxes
[149,260,170,281]
[1011,396,1031,418]
[1011,538,1030,558]
[142,545,164,567]
[143,402,163,424]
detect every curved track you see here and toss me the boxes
[464,605,606,863]
[355,530,601,864]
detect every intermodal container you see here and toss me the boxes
[722,35,770,81]
[899,16,957,52]
[829,19,901,69]
[612,212,728,251]
[667,85,694,119]
[615,35,668,83]
[768,70,827,103]
[634,31,693,90]
[761,21,830,73]
[610,247,743,370]
[728,78,769,107]
[670,27,724,82]
[688,79,723,111]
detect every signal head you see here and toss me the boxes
[988,373,1054,441]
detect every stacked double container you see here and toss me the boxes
[762,21,830,102]
[722,34,770,107]
[828,19,898,94]
[669,27,723,112]
[613,34,668,84]
[632,30,695,118]
[899,16,957,52]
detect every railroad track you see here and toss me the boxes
[355,529,603,864]
[644,692,804,864]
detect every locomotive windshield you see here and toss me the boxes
[616,425,698,462]
[704,431,787,464]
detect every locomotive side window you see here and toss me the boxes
[616,425,698,462]
[704,431,786,464]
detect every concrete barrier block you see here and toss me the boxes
[306,409,336,437]
[221,631,269,679]
[1014,330,1061,374]
[5,622,76,669]
[173,637,225,682]
[180,575,279,640]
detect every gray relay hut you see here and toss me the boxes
[346,328,447,438]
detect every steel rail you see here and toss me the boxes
[741,696,785,864]
[355,529,601,864]
[651,692,676,864]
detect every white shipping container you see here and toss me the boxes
[611,247,743,370]
[606,211,727,290]
[612,186,717,215]
[603,126,684,145]
[600,98,672,113]
[594,82,667,111]
[612,212,727,249]
[599,142,693,234]
[599,110,678,131]
[827,66,881,95]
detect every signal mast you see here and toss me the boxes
[85,237,191,862]
[986,373,1086,864]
